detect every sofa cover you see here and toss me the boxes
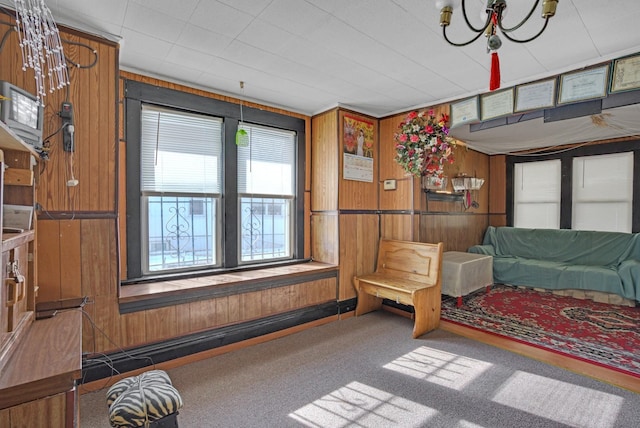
[468,226,640,302]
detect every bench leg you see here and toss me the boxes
[412,286,441,339]
[354,279,383,316]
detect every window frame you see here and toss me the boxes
[124,80,306,282]
[506,140,640,232]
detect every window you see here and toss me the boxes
[141,106,222,273]
[125,80,305,281]
[572,152,633,232]
[513,160,561,229]
[507,141,640,232]
[237,124,295,262]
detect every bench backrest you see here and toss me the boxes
[376,239,443,286]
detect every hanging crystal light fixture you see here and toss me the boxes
[13,0,69,103]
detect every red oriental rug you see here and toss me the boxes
[440,284,640,378]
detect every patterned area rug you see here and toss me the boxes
[440,284,640,377]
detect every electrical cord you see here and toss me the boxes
[77,307,156,390]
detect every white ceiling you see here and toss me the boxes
[3,0,640,153]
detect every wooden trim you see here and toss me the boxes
[81,303,339,385]
[119,261,338,313]
[80,314,339,393]
[440,320,640,394]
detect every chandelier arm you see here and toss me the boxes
[461,0,493,33]
[498,0,541,32]
[499,17,550,44]
[442,26,486,47]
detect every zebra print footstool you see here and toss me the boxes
[106,369,183,427]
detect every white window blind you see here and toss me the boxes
[572,152,633,232]
[237,123,295,196]
[141,105,222,194]
[514,160,561,229]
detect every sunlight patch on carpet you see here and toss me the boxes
[289,381,437,427]
[383,346,493,391]
[492,371,624,428]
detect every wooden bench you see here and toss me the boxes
[353,239,443,338]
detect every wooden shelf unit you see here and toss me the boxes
[0,121,82,427]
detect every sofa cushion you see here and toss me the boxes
[493,257,623,294]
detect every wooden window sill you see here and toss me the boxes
[119,261,338,313]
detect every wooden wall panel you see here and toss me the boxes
[311,110,339,211]
[35,221,62,302]
[420,214,489,252]
[117,311,146,349]
[80,219,116,298]
[338,110,378,210]
[379,177,414,211]
[311,213,339,264]
[379,113,408,180]
[34,33,117,213]
[338,214,379,301]
[489,155,507,214]
[3,391,67,428]
[380,214,416,241]
[145,306,179,344]
[304,191,311,259]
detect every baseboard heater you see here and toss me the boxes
[81,301,340,383]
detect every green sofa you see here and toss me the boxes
[468,226,640,302]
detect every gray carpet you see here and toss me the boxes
[80,311,640,427]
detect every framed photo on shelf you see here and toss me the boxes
[480,88,514,121]
[515,78,556,112]
[610,54,640,93]
[558,65,609,105]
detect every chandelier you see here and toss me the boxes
[436,0,559,90]
[13,0,69,103]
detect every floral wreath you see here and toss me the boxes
[393,110,455,178]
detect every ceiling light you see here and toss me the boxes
[436,0,558,90]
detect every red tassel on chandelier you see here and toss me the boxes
[488,12,501,91]
[490,51,500,91]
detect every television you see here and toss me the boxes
[0,81,44,149]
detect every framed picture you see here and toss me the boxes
[342,114,374,182]
[450,96,479,128]
[515,78,556,112]
[558,65,609,105]
[610,54,640,93]
[481,88,514,121]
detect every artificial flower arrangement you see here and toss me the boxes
[393,109,455,178]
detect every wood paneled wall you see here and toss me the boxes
[1,15,335,356]
[312,105,494,302]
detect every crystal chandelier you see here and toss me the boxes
[13,0,69,103]
[435,0,559,90]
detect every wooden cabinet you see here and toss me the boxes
[0,122,81,427]
[0,122,38,369]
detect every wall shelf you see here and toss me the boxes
[424,190,464,202]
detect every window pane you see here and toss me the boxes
[572,152,633,232]
[237,123,295,195]
[514,160,561,229]
[141,105,222,194]
[239,197,291,262]
[145,195,219,272]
